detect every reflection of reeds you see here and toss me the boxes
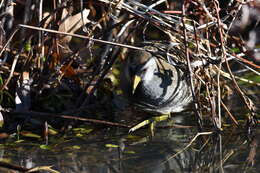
[158,129,258,173]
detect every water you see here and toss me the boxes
[0,114,259,173]
[1,79,259,173]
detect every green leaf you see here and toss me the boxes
[48,125,58,135]
[40,145,51,150]
[20,131,41,139]
[76,133,83,137]
[15,140,24,143]
[72,145,81,149]
[231,47,240,53]
[24,41,31,52]
[105,144,119,148]
[72,127,93,134]
[124,151,136,154]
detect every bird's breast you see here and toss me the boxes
[133,70,178,106]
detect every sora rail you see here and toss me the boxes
[120,44,193,132]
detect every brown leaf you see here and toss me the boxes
[59,8,90,44]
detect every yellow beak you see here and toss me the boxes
[132,75,141,94]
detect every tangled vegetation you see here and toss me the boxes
[0,0,259,138]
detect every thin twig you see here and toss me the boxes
[8,110,131,128]
[214,0,226,129]
[0,54,20,91]
[182,3,202,128]
[19,24,144,51]
[0,26,19,57]
[160,131,213,166]
[221,100,239,126]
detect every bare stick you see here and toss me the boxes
[160,131,213,165]
[19,24,143,51]
[181,3,202,128]
[9,110,131,128]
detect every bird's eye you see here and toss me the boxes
[129,66,136,76]
[141,68,147,73]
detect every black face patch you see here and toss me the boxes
[128,50,152,64]
[128,63,146,77]
[127,49,152,77]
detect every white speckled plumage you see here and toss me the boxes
[120,46,193,114]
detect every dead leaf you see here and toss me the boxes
[59,8,90,44]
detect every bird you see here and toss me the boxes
[120,43,193,133]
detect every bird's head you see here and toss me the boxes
[125,49,158,94]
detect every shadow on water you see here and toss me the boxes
[0,82,259,173]
[0,112,259,173]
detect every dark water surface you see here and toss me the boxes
[1,83,260,173]
[0,113,259,173]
